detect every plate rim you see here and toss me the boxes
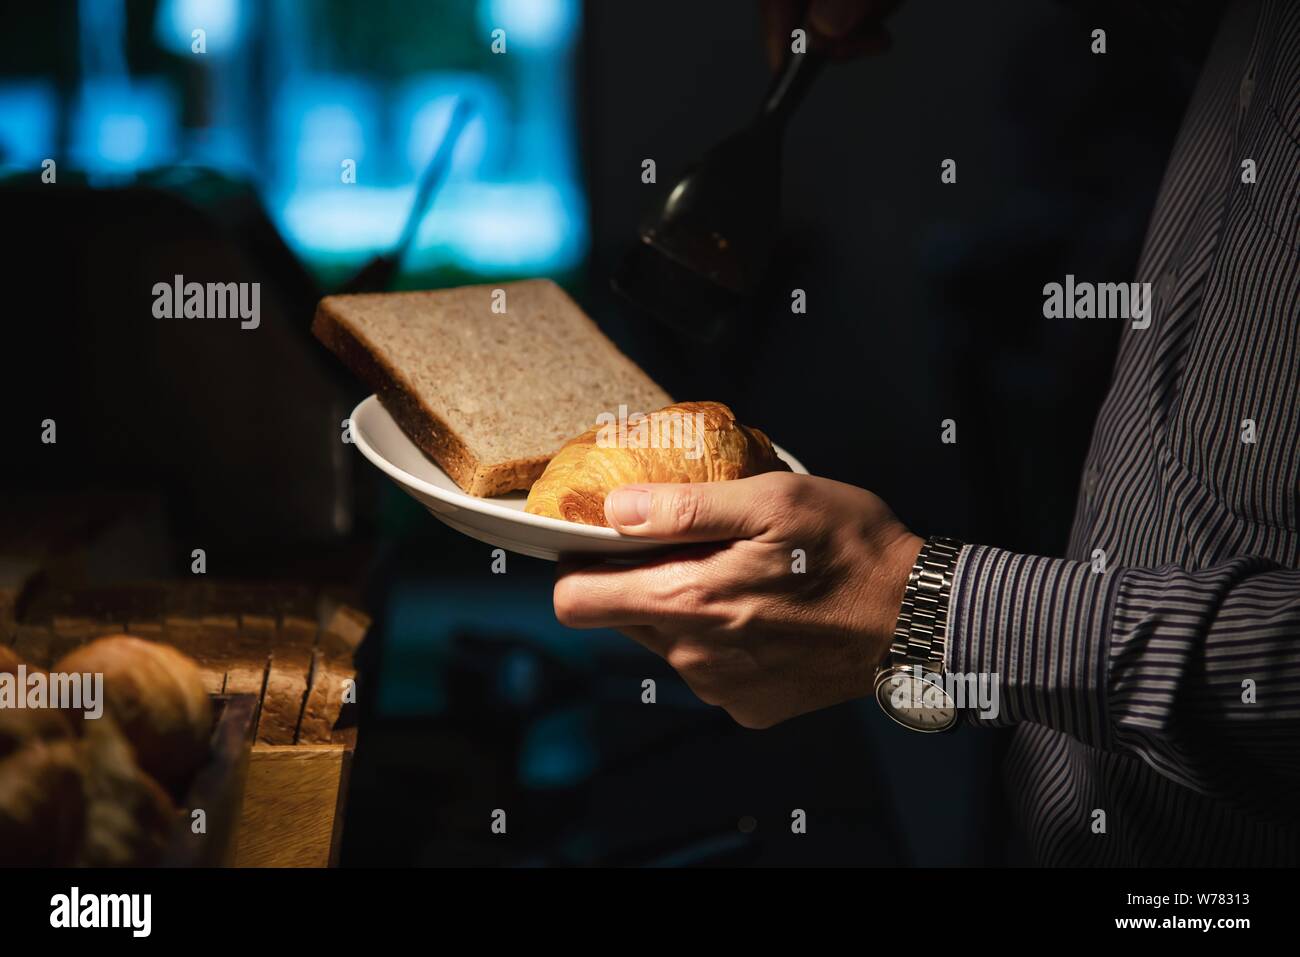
[349,395,808,543]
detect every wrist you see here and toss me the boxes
[865,528,924,666]
[871,534,965,732]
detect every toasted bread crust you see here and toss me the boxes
[313,302,554,495]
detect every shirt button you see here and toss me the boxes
[1084,468,1100,502]
[1240,73,1254,112]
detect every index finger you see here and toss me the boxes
[553,547,728,630]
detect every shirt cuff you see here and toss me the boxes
[944,544,1125,745]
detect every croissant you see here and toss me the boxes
[525,401,790,526]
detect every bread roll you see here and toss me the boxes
[0,641,184,866]
[54,635,212,793]
[75,715,177,867]
[0,649,74,760]
[525,401,790,526]
[0,738,86,866]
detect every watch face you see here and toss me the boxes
[875,668,957,732]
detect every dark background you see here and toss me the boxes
[0,0,1222,865]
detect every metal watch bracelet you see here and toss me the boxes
[888,536,965,669]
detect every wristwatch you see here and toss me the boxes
[873,535,965,732]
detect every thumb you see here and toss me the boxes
[604,477,779,541]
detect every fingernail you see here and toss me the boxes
[607,489,651,526]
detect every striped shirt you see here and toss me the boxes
[947,0,1300,865]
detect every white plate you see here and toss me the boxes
[349,395,809,562]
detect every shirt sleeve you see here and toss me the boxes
[946,544,1300,815]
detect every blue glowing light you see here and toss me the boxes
[481,0,579,51]
[70,80,177,177]
[0,83,56,168]
[17,0,587,278]
[398,74,509,181]
[154,0,246,56]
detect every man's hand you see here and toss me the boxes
[553,473,923,729]
[760,0,904,69]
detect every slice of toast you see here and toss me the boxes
[313,279,671,496]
